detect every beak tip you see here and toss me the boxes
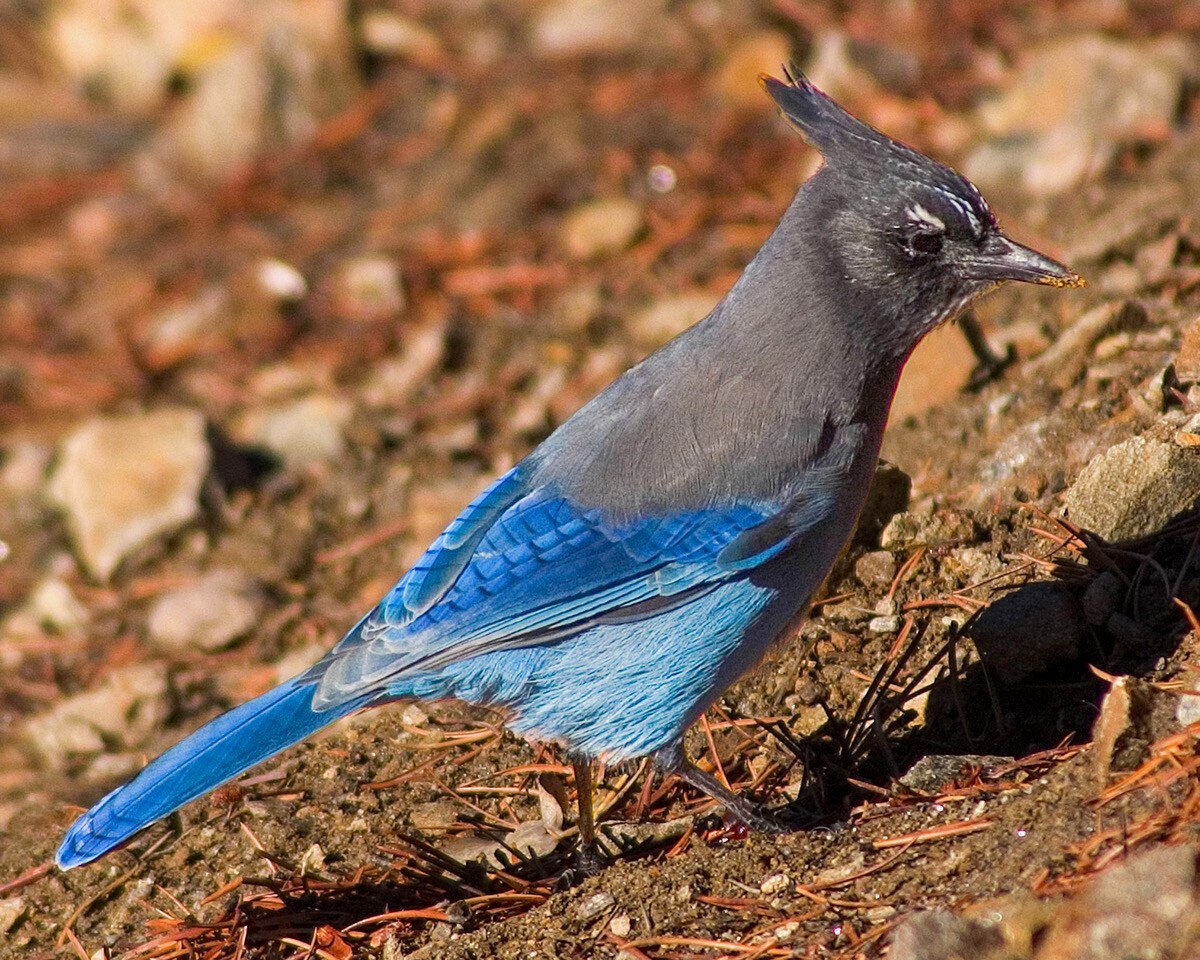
[1037,271,1087,289]
[977,235,1087,289]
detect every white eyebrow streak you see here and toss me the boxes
[908,202,944,231]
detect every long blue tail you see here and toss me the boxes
[56,678,365,869]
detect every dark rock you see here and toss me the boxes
[969,582,1084,684]
[859,463,913,546]
[1082,571,1124,627]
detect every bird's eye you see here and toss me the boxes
[906,230,944,258]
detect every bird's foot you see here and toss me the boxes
[726,802,790,836]
[553,840,608,890]
[713,795,791,838]
[654,743,793,838]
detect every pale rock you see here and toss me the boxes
[362,324,447,408]
[536,776,567,834]
[244,394,354,466]
[298,843,326,875]
[360,11,444,64]
[45,0,241,112]
[0,898,25,935]
[965,35,1197,195]
[334,254,406,318]
[147,570,263,653]
[505,820,558,859]
[889,908,1001,960]
[791,703,827,737]
[1,577,89,640]
[854,550,897,588]
[759,873,792,895]
[628,292,721,348]
[151,0,360,176]
[1066,435,1200,542]
[551,284,604,332]
[1177,693,1200,728]
[899,754,1012,793]
[1073,844,1198,950]
[25,663,169,767]
[717,32,793,108]
[141,286,228,369]
[274,642,328,684]
[400,703,429,727]
[880,509,976,551]
[578,891,615,921]
[531,0,669,57]
[49,409,210,581]
[156,42,269,174]
[0,442,51,498]
[891,323,977,422]
[441,834,504,869]
[562,198,644,260]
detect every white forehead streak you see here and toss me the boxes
[934,186,982,235]
[908,202,944,231]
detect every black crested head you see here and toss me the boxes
[760,65,1084,352]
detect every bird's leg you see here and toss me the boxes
[654,742,788,834]
[571,757,607,876]
[959,307,1014,390]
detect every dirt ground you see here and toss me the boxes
[4,2,1200,958]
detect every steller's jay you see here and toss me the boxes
[57,66,1083,872]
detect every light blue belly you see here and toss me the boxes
[390,577,785,760]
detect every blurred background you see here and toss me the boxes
[1,1,1200,955]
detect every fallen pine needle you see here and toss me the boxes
[872,816,993,850]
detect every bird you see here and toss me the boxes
[57,65,1083,872]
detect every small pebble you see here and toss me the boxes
[147,570,262,654]
[1177,694,1200,728]
[854,550,897,588]
[256,258,308,302]
[648,163,677,193]
[759,872,792,895]
[578,891,615,921]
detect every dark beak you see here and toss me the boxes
[964,234,1086,288]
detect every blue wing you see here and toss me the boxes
[308,461,835,709]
